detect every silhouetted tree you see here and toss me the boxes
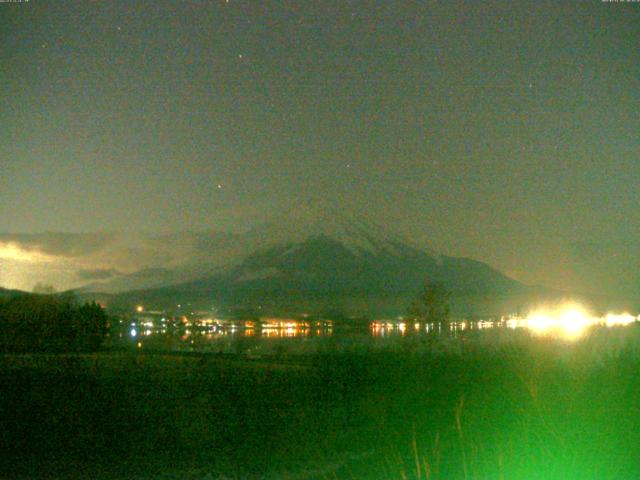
[73,301,109,351]
[0,293,108,352]
[407,281,451,327]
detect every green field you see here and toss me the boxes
[2,327,640,479]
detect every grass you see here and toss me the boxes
[2,325,640,479]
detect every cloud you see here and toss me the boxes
[0,242,56,263]
[0,232,115,258]
[123,267,175,280]
[76,268,123,281]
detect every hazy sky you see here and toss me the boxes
[1,0,639,296]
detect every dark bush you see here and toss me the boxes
[0,294,108,353]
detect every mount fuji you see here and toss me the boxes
[94,202,528,317]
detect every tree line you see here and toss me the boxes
[0,293,108,353]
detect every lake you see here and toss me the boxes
[112,303,640,356]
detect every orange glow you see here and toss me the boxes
[0,242,55,263]
[518,303,637,340]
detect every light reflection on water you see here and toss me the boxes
[115,305,639,354]
[115,319,337,354]
[369,303,639,342]
[371,311,639,341]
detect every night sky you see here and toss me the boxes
[1,0,639,297]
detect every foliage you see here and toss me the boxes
[0,293,108,353]
[3,338,640,479]
[407,281,451,324]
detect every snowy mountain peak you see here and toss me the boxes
[79,203,437,294]
[247,201,432,257]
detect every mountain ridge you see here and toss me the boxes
[77,204,537,316]
[98,237,526,317]
[83,202,438,293]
